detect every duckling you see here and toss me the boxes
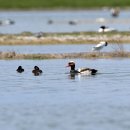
[32,66,42,76]
[16,66,24,73]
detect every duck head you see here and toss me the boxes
[34,66,40,70]
[67,61,75,70]
[18,66,22,70]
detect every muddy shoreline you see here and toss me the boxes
[0,51,129,59]
[0,32,130,59]
[0,32,130,45]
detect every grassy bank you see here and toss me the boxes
[0,32,130,59]
[0,32,130,45]
[0,51,129,60]
[0,0,130,9]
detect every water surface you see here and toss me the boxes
[0,43,129,54]
[0,10,130,33]
[0,59,130,130]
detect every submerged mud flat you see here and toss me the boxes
[0,32,130,45]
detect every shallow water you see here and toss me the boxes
[0,9,130,33]
[0,43,129,54]
[1,59,130,130]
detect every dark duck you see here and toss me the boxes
[67,61,98,75]
[16,66,24,73]
[32,66,43,76]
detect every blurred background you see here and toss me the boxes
[0,0,130,33]
[0,0,129,9]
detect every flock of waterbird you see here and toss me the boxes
[47,7,119,29]
[16,66,43,76]
[16,41,108,76]
[16,62,98,76]
[16,7,119,76]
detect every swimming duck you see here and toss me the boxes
[32,66,43,76]
[98,25,116,33]
[67,61,98,75]
[92,41,108,51]
[16,66,24,73]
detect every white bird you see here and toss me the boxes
[96,17,106,23]
[92,41,108,51]
[98,25,116,33]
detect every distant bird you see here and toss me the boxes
[16,66,24,73]
[0,19,15,26]
[66,61,98,75]
[32,66,43,76]
[92,41,108,51]
[47,19,53,24]
[98,25,116,33]
[96,17,106,23]
[68,20,77,25]
[35,32,44,38]
[110,7,120,17]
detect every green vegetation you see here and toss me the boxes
[0,0,130,9]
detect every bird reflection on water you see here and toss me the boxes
[68,73,76,79]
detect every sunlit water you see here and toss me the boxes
[0,59,130,130]
[0,43,129,54]
[0,10,130,33]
